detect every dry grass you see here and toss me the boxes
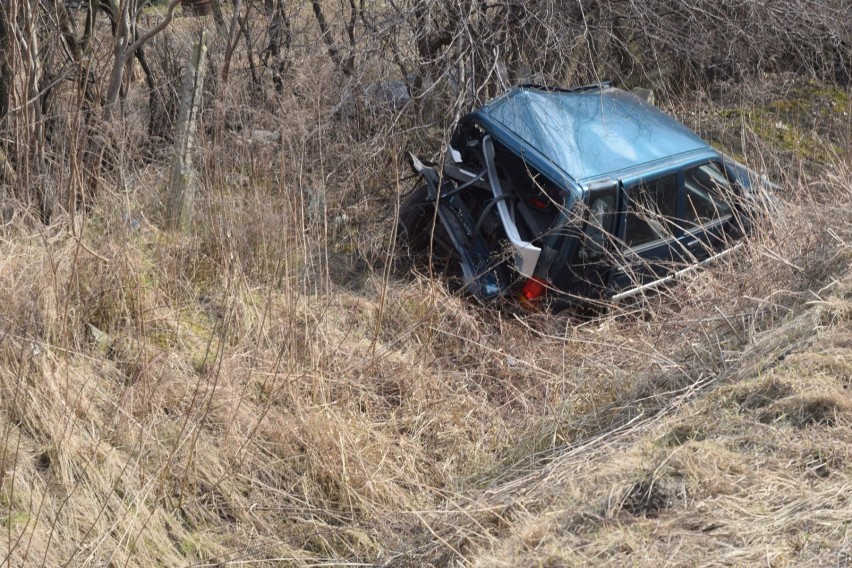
[457,273,852,567]
[1,9,851,566]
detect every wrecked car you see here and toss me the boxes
[398,82,778,309]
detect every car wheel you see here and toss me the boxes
[396,182,458,272]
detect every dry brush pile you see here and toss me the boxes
[0,0,851,566]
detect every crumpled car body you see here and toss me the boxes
[400,83,777,309]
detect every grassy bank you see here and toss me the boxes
[0,16,850,564]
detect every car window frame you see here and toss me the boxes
[680,160,736,236]
[617,158,738,254]
[620,171,683,253]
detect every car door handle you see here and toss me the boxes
[686,239,700,247]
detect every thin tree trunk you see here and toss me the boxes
[166,28,207,231]
[264,0,292,93]
[311,0,344,72]
[210,0,227,37]
[13,0,49,217]
[0,2,10,123]
[241,13,260,92]
[221,0,243,83]
[102,0,180,124]
[0,9,15,188]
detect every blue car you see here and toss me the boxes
[400,83,777,309]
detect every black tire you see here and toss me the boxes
[395,182,457,271]
[396,182,432,255]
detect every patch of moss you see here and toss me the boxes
[792,81,850,109]
[148,327,177,350]
[715,79,848,165]
[1,510,29,528]
[179,535,210,560]
[657,421,707,447]
[178,309,220,374]
[722,106,840,163]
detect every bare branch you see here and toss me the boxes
[126,0,181,57]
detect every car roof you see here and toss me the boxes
[476,85,711,183]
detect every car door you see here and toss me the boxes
[557,180,623,299]
[608,172,688,292]
[678,161,739,261]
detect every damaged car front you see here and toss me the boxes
[399,83,776,310]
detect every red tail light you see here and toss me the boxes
[521,277,547,301]
[529,197,548,210]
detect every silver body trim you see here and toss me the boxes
[482,136,541,278]
[611,242,743,301]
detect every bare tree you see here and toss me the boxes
[0,0,847,223]
[101,0,181,123]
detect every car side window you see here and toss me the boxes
[579,187,618,260]
[683,162,733,227]
[624,174,679,248]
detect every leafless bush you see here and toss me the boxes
[2,0,848,219]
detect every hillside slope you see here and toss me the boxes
[1,76,850,567]
[431,271,852,566]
